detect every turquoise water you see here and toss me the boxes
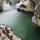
[0,5,32,40]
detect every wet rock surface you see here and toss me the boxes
[0,24,21,40]
[32,0,40,27]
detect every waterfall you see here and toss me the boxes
[3,0,12,11]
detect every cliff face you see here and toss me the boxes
[0,0,4,6]
[0,0,4,12]
[32,0,40,26]
[34,0,40,14]
[30,0,40,14]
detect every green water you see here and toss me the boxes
[0,5,32,40]
[0,0,40,40]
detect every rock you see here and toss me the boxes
[0,24,21,40]
[0,7,3,12]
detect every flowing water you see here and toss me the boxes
[0,0,40,40]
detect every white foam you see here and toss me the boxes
[3,0,12,11]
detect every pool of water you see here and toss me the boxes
[0,0,40,40]
[0,4,32,40]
